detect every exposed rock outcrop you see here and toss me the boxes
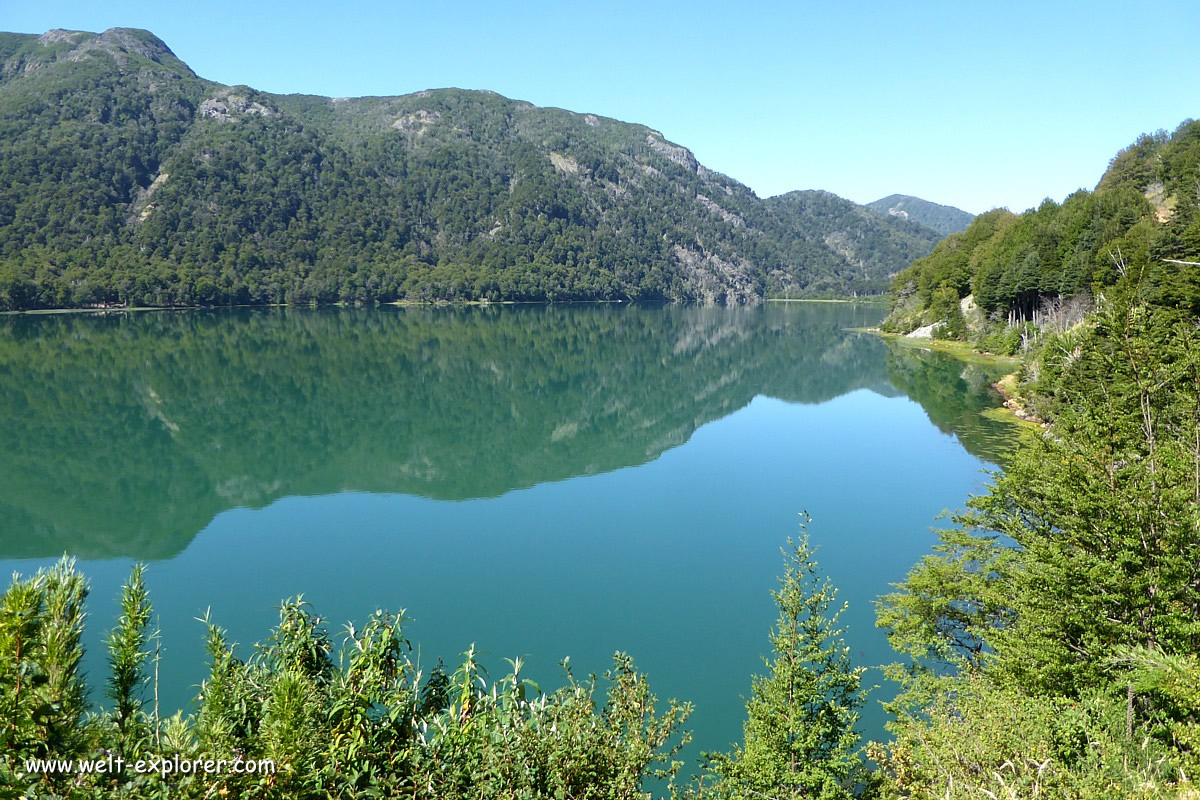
[697,194,744,227]
[199,91,279,121]
[392,109,441,134]
[672,245,760,305]
[647,133,698,172]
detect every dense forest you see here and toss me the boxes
[865,283,1200,798]
[865,194,975,237]
[882,118,1200,347]
[0,28,950,310]
[857,117,1200,797]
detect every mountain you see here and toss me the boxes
[0,27,943,309]
[866,194,975,236]
[882,119,1200,336]
[765,191,944,295]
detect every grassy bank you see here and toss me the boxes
[870,329,1020,367]
[767,297,888,304]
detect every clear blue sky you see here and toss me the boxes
[5,0,1198,214]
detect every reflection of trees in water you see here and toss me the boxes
[0,304,894,560]
[882,344,1019,467]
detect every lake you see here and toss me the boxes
[0,302,1016,765]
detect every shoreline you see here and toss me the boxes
[1,299,613,316]
[863,327,1039,433]
[866,328,1021,367]
[766,297,886,304]
[3,296,886,316]
[991,371,1045,429]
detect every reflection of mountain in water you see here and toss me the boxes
[882,344,1019,467]
[1,303,904,560]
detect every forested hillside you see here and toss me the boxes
[883,119,1200,341]
[865,194,974,236]
[0,28,943,310]
[858,114,1200,799]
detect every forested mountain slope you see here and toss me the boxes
[866,193,974,236]
[884,118,1200,336]
[0,28,943,309]
[873,121,1200,799]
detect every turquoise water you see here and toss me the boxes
[0,303,1015,765]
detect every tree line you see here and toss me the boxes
[883,118,1200,352]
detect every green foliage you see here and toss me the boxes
[0,29,943,310]
[865,194,975,237]
[877,294,1200,797]
[878,131,1200,786]
[928,286,966,340]
[106,563,153,747]
[876,526,1015,678]
[884,209,1016,322]
[884,119,1200,335]
[984,300,1200,694]
[761,191,943,298]
[0,557,90,796]
[1120,646,1200,778]
[1,562,692,799]
[702,523,866,800]
[870,677,1178,799]
[976,321,1034,355]
[885,298,1200,695]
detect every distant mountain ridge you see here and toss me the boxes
[0,27,944,309]
[866,194,975,236]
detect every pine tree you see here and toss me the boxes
[106,563,153,757]
[713,518,866,799]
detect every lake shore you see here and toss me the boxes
[863,328,1020,367]
[4,297,887,316]
[859,327,1040,433]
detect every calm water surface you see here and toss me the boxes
[0,303,1016,764]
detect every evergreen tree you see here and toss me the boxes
[711,519,866,799]
[106,563,153,757]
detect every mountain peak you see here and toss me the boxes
[93,27,179,61]
[866,194,974,236]
[2,27,195,79]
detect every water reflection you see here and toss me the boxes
[882,344,1017,466]
[0,304,1013,559]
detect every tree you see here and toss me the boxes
[929,286,967,340]
[709,518,866,799]
[880,295,1200,697]
[106,563,154,759]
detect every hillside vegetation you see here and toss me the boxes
[865,194,974,236]
[882,119,1200,349]
[0,28,944,310]
[861,115,1200,799]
